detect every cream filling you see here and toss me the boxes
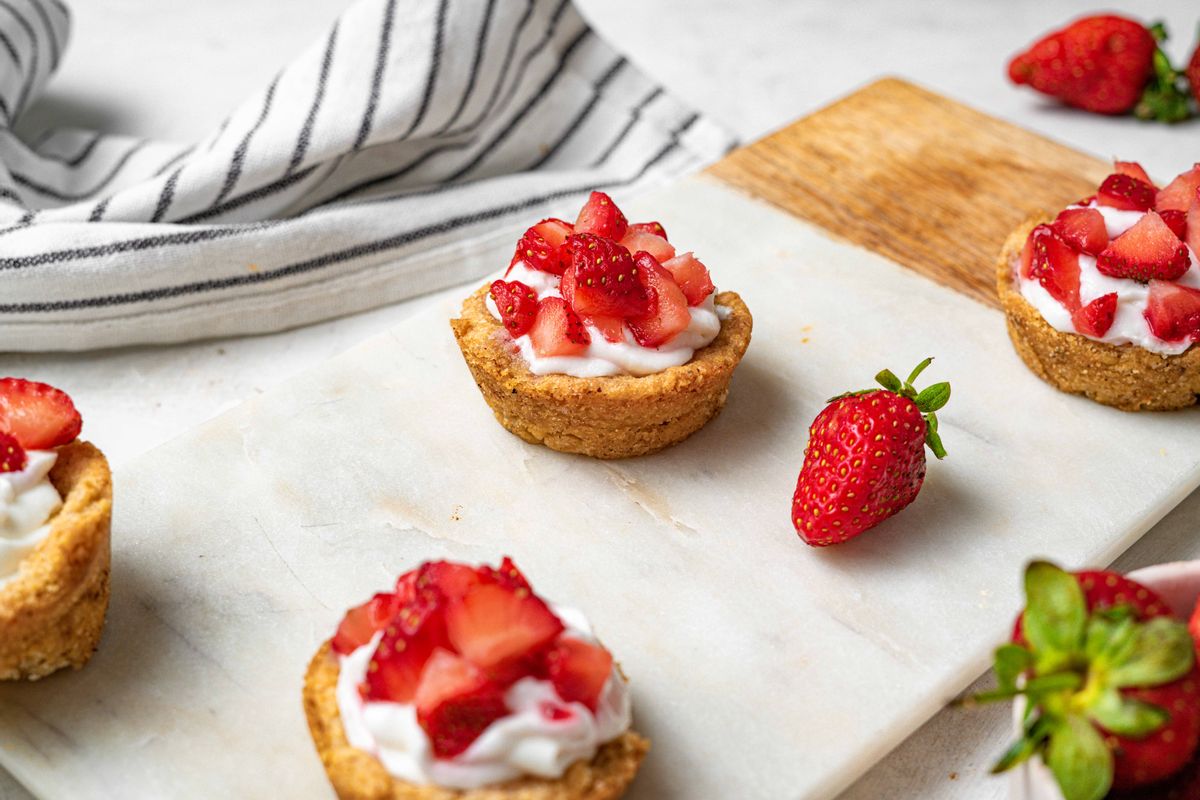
[0,450,62,586]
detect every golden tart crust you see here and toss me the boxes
[450,284,752,459]
[998,217,1200,412]
[303,642,650,800]
[0,440,112,680]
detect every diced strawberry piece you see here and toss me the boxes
[331,591,405,655]
[1051,207,1108,256]
[1018,234,1035,280]
[0,431,26,474]
[489,280,539,337]
[529,298,590,357]
[1189,189,1200,257]
[1114,160,1155,189]
[1026,225,1081,310]
[627,253,692,347]
[563,234,649,318]
[512,219,573,275]
[573,191,628,240]
[532,218,573,248]
[415,649,509,758]
[1071,293,1118,337]
[444,582,564,670]
[546,637,613,712]
[619,231,675,263]
[0,378,83,451]
[1156,166,1200,213]
[540,701,575,722]
[395,569,419,604]
[1160,209,1188,241]
[363,589,450,703]
[1096,211,1191,282]
[1144,280,1200,343]
[415,561,484,602]
[627,221,667,241]
[660,252,716,305]
[583,313,626,343]
[1097,173,1156,212]
[479,557,531,592]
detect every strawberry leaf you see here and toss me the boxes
[1023,562,1086,668]
[994,644,1033,693]
[1106,616,1195,688]
[1086,688,1169,738]
[914,382,951,413]
[991,714,1055,774]
[1046,715,1112,800]
[874,369,902,394]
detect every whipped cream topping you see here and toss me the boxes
[489,260,722,378]
[0,450,62,587]
[1018,202,1200,356]
[336,605,632,790]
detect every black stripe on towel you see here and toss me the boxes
[353,0,398,150]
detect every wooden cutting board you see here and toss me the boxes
[2,79,1197,800]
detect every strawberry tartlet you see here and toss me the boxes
[450,191,752,459]
[303,558,648,800]
[0,379,111,680]
[998,161,1200,410]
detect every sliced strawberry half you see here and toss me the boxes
[619,230,675,263]
[1097,173,1156,212]
[627,221,667,241]
[1156,165,1200,213]
[362,589,451,703]
[0,378,83,451]
[415,561,485,603]
[1096,211,1191,282]
[1145,280,1200,343]
[1026,225,1081,310]
[660,252,716,306]
[1114,160,1155,189]
[489,280,538,337]
[546,637,613,712]
[479,557,531,592]
[1160,209,1188,241]
[415,649,509,759]
[627,253,692,347]
[331,591,406,655]
[573,191,628,240]
[563,234,649,318]
[512,219,573,275]
[1051,207,1108,256]
[529,297,590,357]
[0,432,27,473]
[444,582,564,671]
[1071,293,1118,338]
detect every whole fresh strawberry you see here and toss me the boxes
[976,562,1200,800]
[791,358,950,546]
[1007,16,1192,122]
[1189,35,1200,109]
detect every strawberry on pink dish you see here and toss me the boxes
[999,160,1200,411]
[303,558,648,798]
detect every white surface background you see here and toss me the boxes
[1,1,1199,798]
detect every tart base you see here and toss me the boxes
[998,218,1200,412]
[303,642,650,800]
[0,440,112,680]
[450,285,753,459]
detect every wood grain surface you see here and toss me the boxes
[707,77,1110,308]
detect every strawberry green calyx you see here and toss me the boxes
[1135,22,1193,123]
[974,562,1196,800]
[869,357,951,460]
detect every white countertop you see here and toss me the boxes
[2,1,1198,798]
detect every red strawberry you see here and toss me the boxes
[510,219,573,275]
[444,582,564,670]
[331,591,405,655]
[479,557,531,592]
[1189,189,1200,257]
[1161,209,1189,241]
[660,252,716,306]
[574,191,627,240]
[363,589,451,703]
[546,637,613,712]
[1072,293,1118,337]
[1006,16,1156,115]
[1112,674,1200,790]
[1145,280,1200,343]
[415,560,484,602]
[582,313,626,343]
[1115,160,1156,188]
[489,280,538,337]
[619,230,675,263]
[563,234,649,318]
[1052,207,1109,256]
[1157,167,1200,213]
[529,298,590,357]
[415,649,509,758]
[626,253,691,347]
[1098,173,1157,212]
[626,221,667,241]
[0,432,27,473]
[1097,211,1191,282]
[0,378,83,451]
[792,360,949,547]
[1189,42,1200,110]
[1026,225,1081,310]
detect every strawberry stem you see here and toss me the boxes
[1135,21,1193,123]
[872,357,951,460]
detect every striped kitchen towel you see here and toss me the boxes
[0,0,734,351]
